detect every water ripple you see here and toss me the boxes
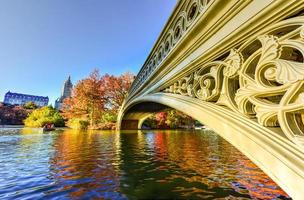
[0,128,291,199]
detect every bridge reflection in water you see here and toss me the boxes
[0,128,288,199]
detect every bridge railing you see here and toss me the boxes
[129,0,211,96]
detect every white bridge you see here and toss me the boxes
[117,0,304,199]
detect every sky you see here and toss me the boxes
[0,0,177,105]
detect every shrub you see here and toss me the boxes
[96,122,116,130]
[24,101,38,110]
[101,112,117,123]
[24,106,65,127]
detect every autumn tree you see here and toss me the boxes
[0,103,30,125]
[62,70,134,129]
[103,72,134,111]
[143,109,196,129]
[62,70,106,128]
[155,112,168,128]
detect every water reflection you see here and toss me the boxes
[49,130,124,199]
[118,130,290,199]
[0,128,290,199]
[150,130,289,199]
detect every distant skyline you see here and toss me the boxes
[0,0,177,105]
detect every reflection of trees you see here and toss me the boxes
[149,130,290,199]
[19,128,51,154]
[118,131,183,199]
[151,130,236,196]
[46,129,289,199]
[233,157,290,199]
[49,129,122,199]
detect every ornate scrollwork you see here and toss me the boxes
[164,17,304,146]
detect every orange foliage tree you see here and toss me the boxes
[103,72,134,111]
[62,70,106,128]
[62,69,134,129]
[143,109,196,129]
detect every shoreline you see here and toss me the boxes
[0,125,24,128]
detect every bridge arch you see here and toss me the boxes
[119,0,304,198]
[118,92,304,199]
[118,101,169,130]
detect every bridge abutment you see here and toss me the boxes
[120,120,139,130]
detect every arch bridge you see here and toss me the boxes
[117,0,304,199]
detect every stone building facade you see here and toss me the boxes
[3,91,49,107]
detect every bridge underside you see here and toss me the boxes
[120,102,168,130]
[118,93,304,199]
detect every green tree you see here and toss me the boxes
[24,101,38,109]
[166,110,195,129]
[24,106,65,127]
[101,111,117,123]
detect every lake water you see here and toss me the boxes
[0,128,290,199]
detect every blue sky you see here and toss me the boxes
[0,0,176,105]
